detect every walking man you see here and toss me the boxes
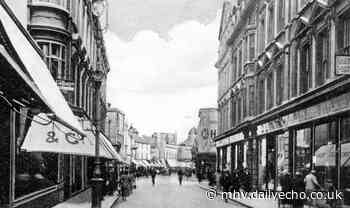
[178,168,184,185]
[151,168,157,186]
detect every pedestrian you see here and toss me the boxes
[219,169,231,203]
[120,176,128,201]
[178,168,184,185]
[304,169,321,207]
[230,170,239,192]
[292,171,305,208]
[279,169,292,207]
[150,168,156,186]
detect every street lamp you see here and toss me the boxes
[90,69,105,208]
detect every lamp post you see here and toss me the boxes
[91,1,107,207]
[90,70,105,208]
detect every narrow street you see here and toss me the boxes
[113,175,242,208]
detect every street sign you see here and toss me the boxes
[336,54,350,75]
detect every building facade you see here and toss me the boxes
[152,132,177,160]
[106,105,126,154]
[216,0,350,205]
[192,108,218,176]
[135,138,151,161]
[164,144,179,161]
[0,0,111,207]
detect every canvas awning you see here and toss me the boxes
[167,159,179,168]
[22,114,122,160]
[0,2,84,135]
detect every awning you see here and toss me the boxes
[0,2,84,135]
[167,159,179,168]
[142,160,151,167]
[22,114,121,160]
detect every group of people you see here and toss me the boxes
[149,167,186,186]
[218,168,252,203]
[279,169,337,208]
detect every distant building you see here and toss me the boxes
[105,104,126,153]
[135,136,151,160]
[193,108,218,176]
[177,127,197,161]
[165,144,179,161]
[152,132,177,160]
[194,108,218,153]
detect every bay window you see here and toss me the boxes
[38,41,68,81]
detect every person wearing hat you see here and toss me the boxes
[219,168,231,203]
[304,169,321,207]
[292,171,305,208]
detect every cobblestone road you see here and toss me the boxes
[113,175,243,208]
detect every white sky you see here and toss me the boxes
[104,2,221,142]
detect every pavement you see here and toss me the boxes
[52,188,119,208]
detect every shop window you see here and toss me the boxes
[258,138,266,190]
[299,42,312,94]
[277,132,290,191]
[237,143,244,170]
[314,122,337,189]
[14,109,58,198]
[316,28,330,86]
[0,101,10,205]
[231,144,236,170]
[222,147,227,170]
[38,41,68,81]
[265,136,276,190]
[295,128,312,176]
[341,117,350,206]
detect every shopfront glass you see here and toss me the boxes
[341,117,350,206]
[265,135,276,190]
[14,110,58,198]
[0,102,10,205]
[314,121,337,189]
[295,128,312,176]
[258,137,266,190]
[227,146,231,171]
[276,132,289,191]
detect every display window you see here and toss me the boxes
[14,109,59,199]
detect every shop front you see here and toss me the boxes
[0,2,122,207]
[252,89,350,206]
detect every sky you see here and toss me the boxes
[104,0,223,142]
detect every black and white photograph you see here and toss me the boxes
[0,0,349,208]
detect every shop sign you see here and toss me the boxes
[257,92,350,135]
[336,55,350,75]
[229,132,244,144]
